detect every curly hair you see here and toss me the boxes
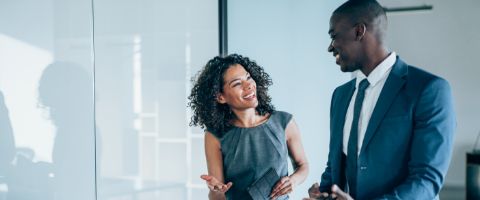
[188,54,275,137]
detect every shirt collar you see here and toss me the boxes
[354,52,397,88]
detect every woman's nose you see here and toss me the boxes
[244,81,253,90]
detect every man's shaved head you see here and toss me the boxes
[333,0,388,44]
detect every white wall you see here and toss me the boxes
[228,1,348,199]
[381,0,480,186]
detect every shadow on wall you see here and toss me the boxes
[0,90,15,199]
[4,62,96,200]
[38,62,96,200]
[0,89,53,200]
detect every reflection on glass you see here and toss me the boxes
[39,62,95,200]
[0,33,57,199]
[0,90,15,199]
[1,0,217,199]
[0,34,55,162]
[94,0,218,199]
[0,0,95,199]
[2,62,96,200]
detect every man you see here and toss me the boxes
[305,0,456,199]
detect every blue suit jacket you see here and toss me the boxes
[320,57,456,200]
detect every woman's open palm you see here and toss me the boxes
[200,175,233,193]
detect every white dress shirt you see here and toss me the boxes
[343,52,397,156]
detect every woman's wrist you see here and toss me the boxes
[208,191,226,200]
[288,175,298,188]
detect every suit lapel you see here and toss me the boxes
[331,79,355,185]
[333,80,356,152]
[360,57,408,153]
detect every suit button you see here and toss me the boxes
[360,166,367,170]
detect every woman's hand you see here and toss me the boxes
[269,176,295,199]
[200,174,233,193]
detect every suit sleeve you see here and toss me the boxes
[374,78,456,200]
[319,88,339,192]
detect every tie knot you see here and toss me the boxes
[358,79,370,91]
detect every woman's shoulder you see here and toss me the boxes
[205,126,232,140]
[271,110,292,118]
[270,110,293,129]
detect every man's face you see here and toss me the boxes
[328,14,362,72]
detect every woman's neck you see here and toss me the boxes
[232,108,266,128]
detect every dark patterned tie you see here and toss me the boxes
[347,78,370,198]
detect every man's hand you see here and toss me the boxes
[200,175,233,193]
[302,182,330,200]
[331,184,353,200]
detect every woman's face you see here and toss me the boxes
[217,64,258,111]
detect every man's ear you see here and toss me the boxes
[216,93,227,104]
[355,23,366,41]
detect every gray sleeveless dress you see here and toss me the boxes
[216,111,292,200]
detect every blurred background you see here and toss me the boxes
[0,0,478,199]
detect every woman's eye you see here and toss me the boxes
[247,76,252,80]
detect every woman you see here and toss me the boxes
[188,54,309,200]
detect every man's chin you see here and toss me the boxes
[339,65,357,73]
[339,65,349,72]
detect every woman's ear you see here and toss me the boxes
[355,23,366,41]
[216,93,227,104]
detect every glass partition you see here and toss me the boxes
[0,0,96,199]
[0,0,217,199]
[93,0,218,199]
